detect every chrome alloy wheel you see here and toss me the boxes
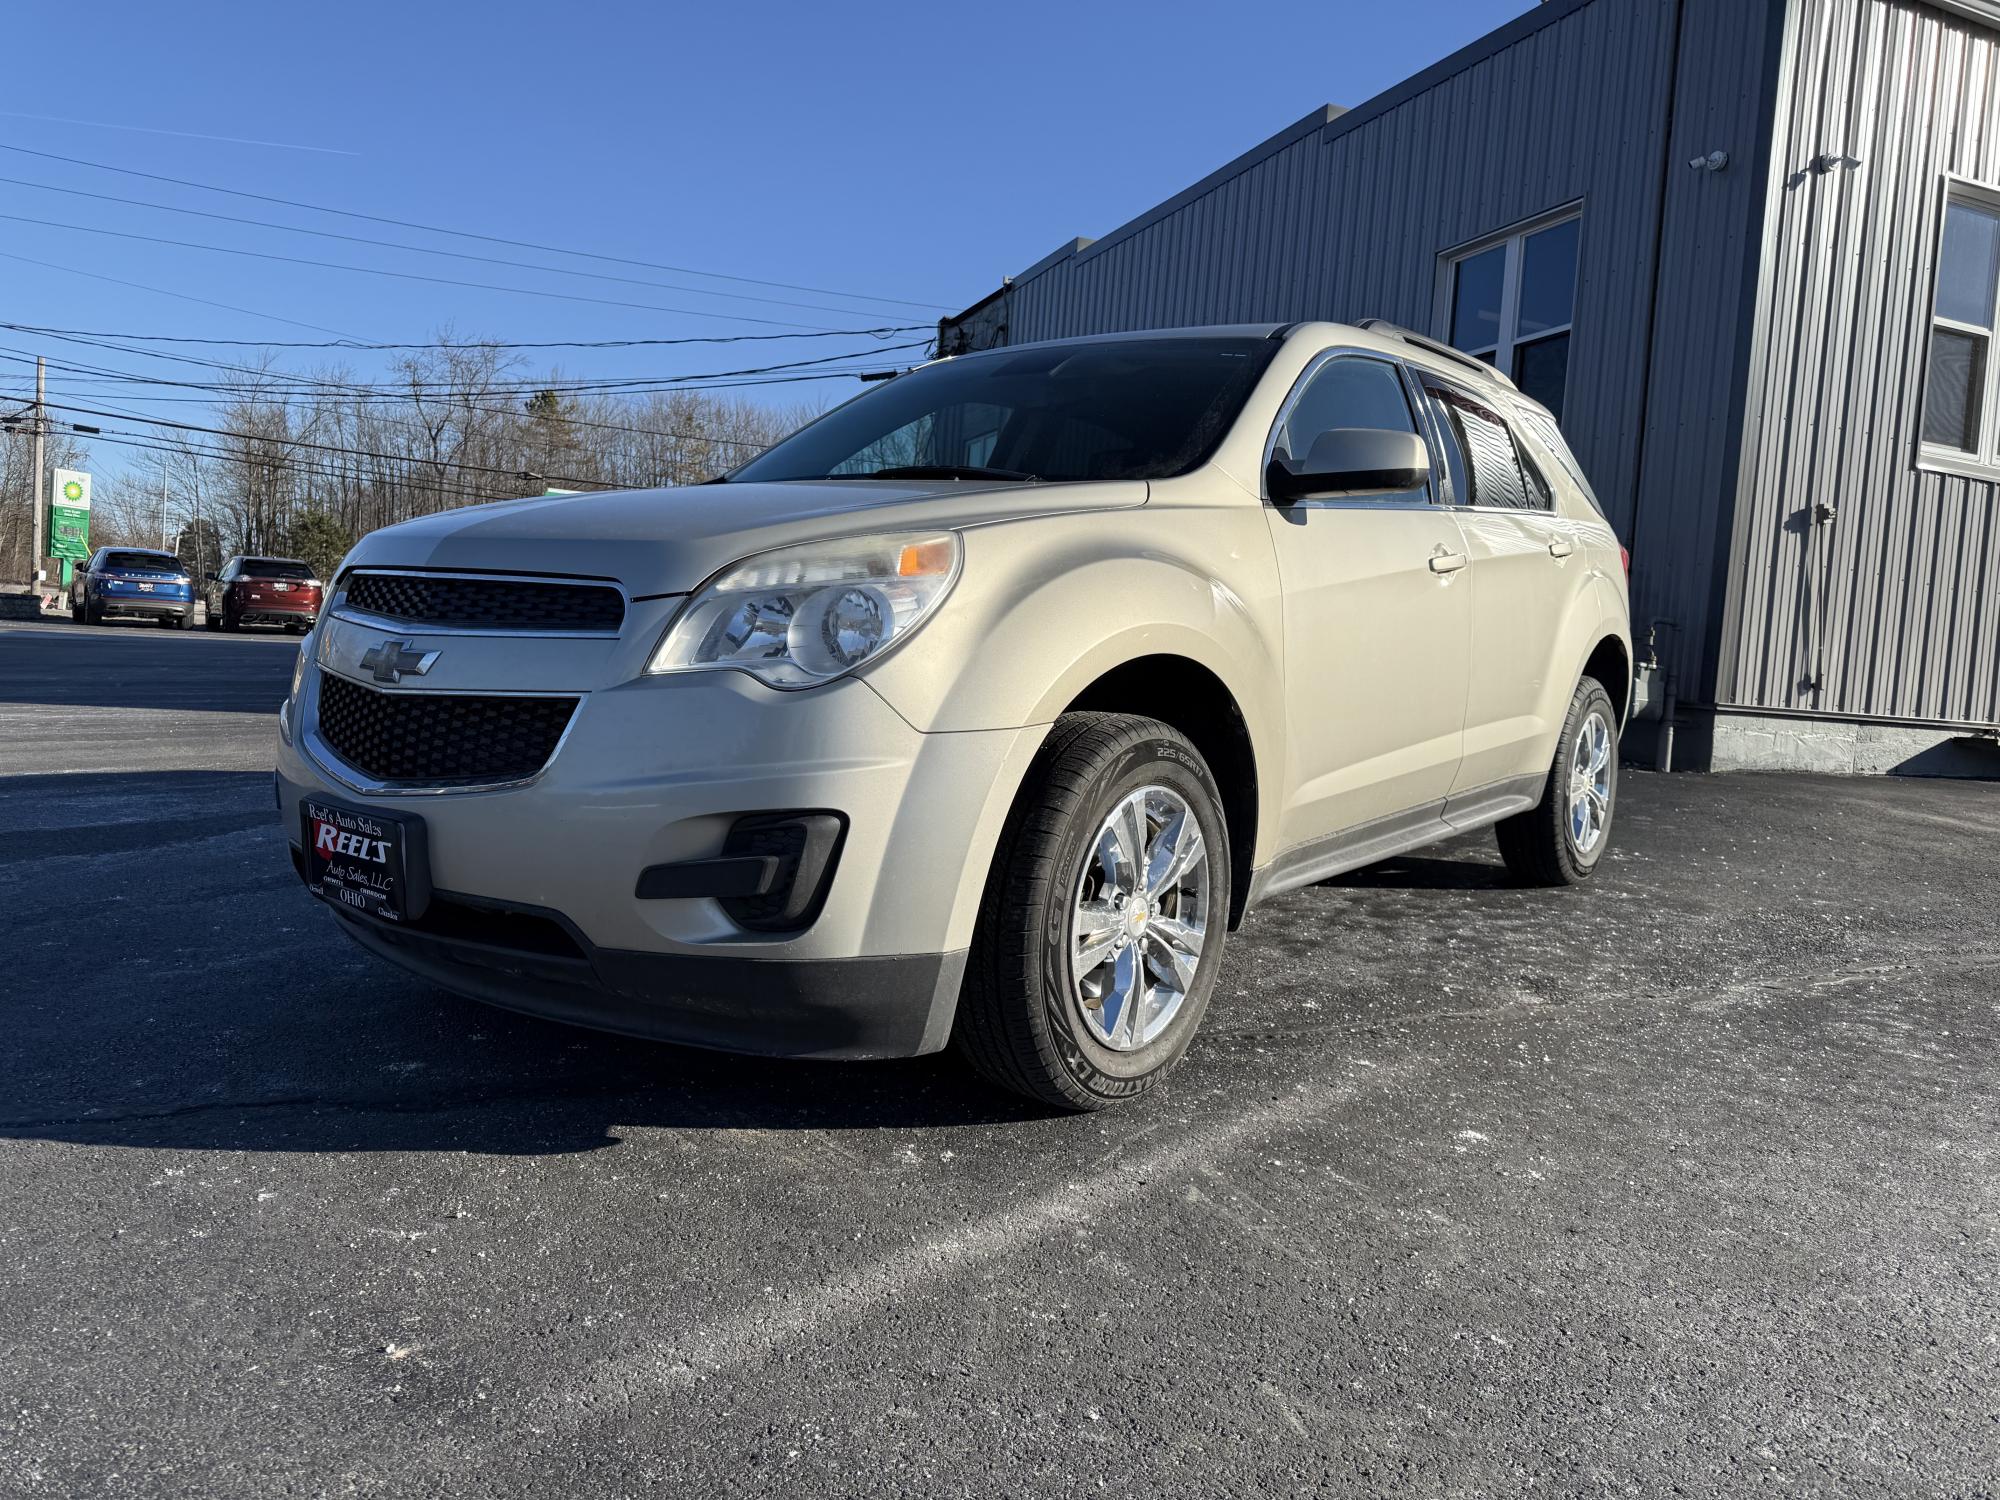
[1566,709,1614,857]
[1069,785,1210,1051]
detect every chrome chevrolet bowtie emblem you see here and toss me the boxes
[359,639,439,685]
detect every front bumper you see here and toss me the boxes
[314,870,967,1058]
[277,664,1043,1059]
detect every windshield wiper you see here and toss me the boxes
[820,464,1039,483]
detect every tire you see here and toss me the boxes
[220,609,237,633]
[954,712,1231,1111]
[175,611,194,630]
[205,610,220,632]
[83,601,101,627]
[1496,675,1619,887]
[68,597,81,623]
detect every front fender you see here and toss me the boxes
[860,504,1287,859]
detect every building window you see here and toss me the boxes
[1442,210,1580,420]
[1921,184,2000,466]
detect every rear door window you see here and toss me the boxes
[1424,384,1540,511]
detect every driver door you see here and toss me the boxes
[1262,353,1473,850]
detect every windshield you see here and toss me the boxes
[728,336,1280,484]
[242,559,314,579]
[100,551,179,573]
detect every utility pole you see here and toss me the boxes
[27,356,45,599]
[190,454,202,581]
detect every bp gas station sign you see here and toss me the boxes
[50,469,91,582]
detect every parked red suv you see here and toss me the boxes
[205,556,323,633]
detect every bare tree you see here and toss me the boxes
[111,341,826,569]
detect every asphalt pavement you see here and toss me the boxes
[1,617,1995,1498]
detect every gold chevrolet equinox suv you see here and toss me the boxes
[277,321,1632,1110]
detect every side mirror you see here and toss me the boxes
[205,572,219,583]
[1267,428,1431,504]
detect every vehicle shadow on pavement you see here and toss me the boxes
[0,998,1059,1156]
[1,763,1057,1153]
[1322,853,1514,891]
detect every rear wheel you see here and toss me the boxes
[954,712,1230,1111]
[1496,675,1618,886]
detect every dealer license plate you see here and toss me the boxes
[300,798,430,922]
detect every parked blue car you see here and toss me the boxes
[69,547,197,629]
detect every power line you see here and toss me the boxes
[0,319,926,351]
[0,139,951,311]
[0,330,927,394]
[0,173,936,322]
[44,392,787,467]
[81,429,530,507]
[0,345,920,419]
[0,211,907,332]
[47,401,660,487]
[0,248,368,338]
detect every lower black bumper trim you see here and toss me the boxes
[319,881,965,1060]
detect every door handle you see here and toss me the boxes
[1548,537,1576,559]
[1428,549,1468,575]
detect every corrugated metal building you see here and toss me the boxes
[939,0,2000,774]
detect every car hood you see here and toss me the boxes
[337,478,1147,594]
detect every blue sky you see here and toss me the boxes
[0,0,1532,475]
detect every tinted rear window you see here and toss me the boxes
[241,559,314,579]
[100,551,179,572]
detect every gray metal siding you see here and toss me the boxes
[1721,0,2000,726]
[1624,0,1787,699]
[975,0,1778,696]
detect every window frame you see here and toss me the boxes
[1435,202,1583,406]
[1258,347,1440,508]
[1917,173,2000,480]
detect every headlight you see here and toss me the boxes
[648,532,960,688]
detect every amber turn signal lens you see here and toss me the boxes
[897,539,954,577]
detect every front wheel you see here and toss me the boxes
[954,712,1231,1111]
[1496,675,1619,886]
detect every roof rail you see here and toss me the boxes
[1356,319,1514,387]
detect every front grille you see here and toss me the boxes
[343,572,624,634]
[316,672,577,785]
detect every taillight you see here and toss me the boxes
[1619,547,1630,575]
